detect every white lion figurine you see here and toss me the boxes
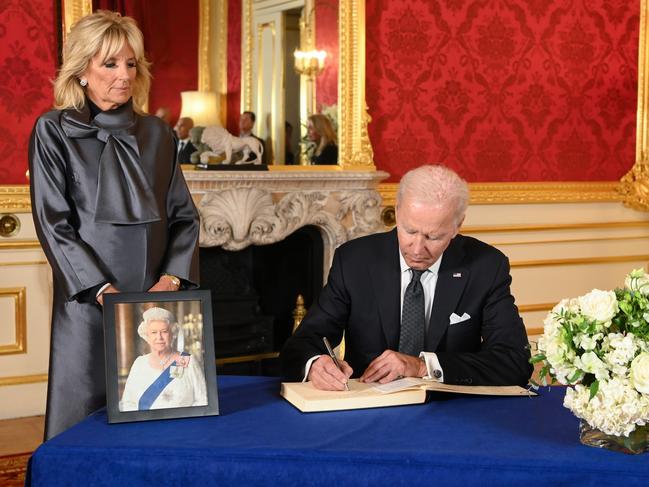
[200,125,263,164]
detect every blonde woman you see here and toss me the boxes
[307,114,338,165]
[29,11,199,439]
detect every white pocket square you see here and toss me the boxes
[449,312,471,325]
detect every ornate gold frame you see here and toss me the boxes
[241,0,375,170]
[620,0,649,211]
[0,287,27,355]
[62,0,91,39]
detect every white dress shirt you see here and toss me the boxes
[398,250,445,382]
[302,250,446,382]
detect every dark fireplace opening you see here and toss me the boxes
[199,225,324,376]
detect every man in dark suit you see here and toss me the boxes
[239,111,267,164]
[281,165,532,390]
[174,116,197,164]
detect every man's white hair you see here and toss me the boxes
[137,307,178,341]
[396,165,469,224]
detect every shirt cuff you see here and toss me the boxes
[95,282,111,300]
[302,355,322,382]
[420,352,444,382]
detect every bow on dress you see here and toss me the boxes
[61,99,161,225]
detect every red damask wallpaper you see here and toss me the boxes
[124,1,199,125]
[316,0,338,108]
[366,0,640,182]
[0,0,57,184]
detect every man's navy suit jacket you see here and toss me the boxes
[281,229,532,386]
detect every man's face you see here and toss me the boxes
[174,118,193,139]
[396,198,462,270]
[239,113,254,133]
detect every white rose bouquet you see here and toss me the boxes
[532,269,649,448]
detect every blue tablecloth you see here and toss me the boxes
[28,376,649,486]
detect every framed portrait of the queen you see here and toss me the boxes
[103,290,219,424]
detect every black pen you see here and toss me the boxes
[322,336,349,391]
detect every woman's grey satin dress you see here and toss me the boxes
[29,100,199,439]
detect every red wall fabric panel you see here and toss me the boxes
[0,0,57,184]
[129,1,199,125]
[226,0,241,134]
[366,0,640,182]
[316,0,338,109]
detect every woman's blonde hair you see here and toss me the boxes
[308,114,337,156]
[53,10,151,112]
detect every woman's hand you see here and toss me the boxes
[97,284,119,306]
[149,275,180,292]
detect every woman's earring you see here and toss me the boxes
[79,78,88,87]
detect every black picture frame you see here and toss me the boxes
[103,290,219,424]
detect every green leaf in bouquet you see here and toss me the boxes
[589,380,599,400]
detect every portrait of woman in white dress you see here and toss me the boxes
[120,307,207,411]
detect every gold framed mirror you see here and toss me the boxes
[238,0,374,169]
[620,0,649,211]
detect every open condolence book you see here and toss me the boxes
[280,378,535,412]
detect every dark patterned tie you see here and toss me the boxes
[399,268,425,356]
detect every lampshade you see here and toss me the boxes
[179,91,219,127]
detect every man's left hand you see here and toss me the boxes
[359,350,427,384]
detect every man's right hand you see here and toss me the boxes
[308,355,353,391]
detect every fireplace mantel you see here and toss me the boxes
[184,169,390,280]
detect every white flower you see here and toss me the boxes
[603,333,639,372]
[577,290,618,323]
[630,352,649,394]
[575,333,602,351]
[552,298,580,315]
[575,352,608,381]
[625,268,649,295]
[535,269,649,437]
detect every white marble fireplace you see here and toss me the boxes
[184,169,390,280]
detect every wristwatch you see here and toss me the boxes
[162,273,181,288]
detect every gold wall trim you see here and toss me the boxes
[338,0,374,168]
[216,0,228,124]
[198,0,211,91]
[463,221,649,234]
[527,327,543,336]
[62,0,92,38]
[490,235,649,247]
[518,303,556,313]
[0,186,31,212]
[511,254,649,268]
[0,373,47,387]
[491,235,649,247]
[378,182,621,206]
[0,260,48,267]
[0,287,27,355]
[0,241,41,250]
[198,0,228,124]
[620,0,649,211]
[242,0,253,111]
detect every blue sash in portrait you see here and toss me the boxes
[139,352,190,410]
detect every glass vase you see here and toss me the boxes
[579,421,649,454]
